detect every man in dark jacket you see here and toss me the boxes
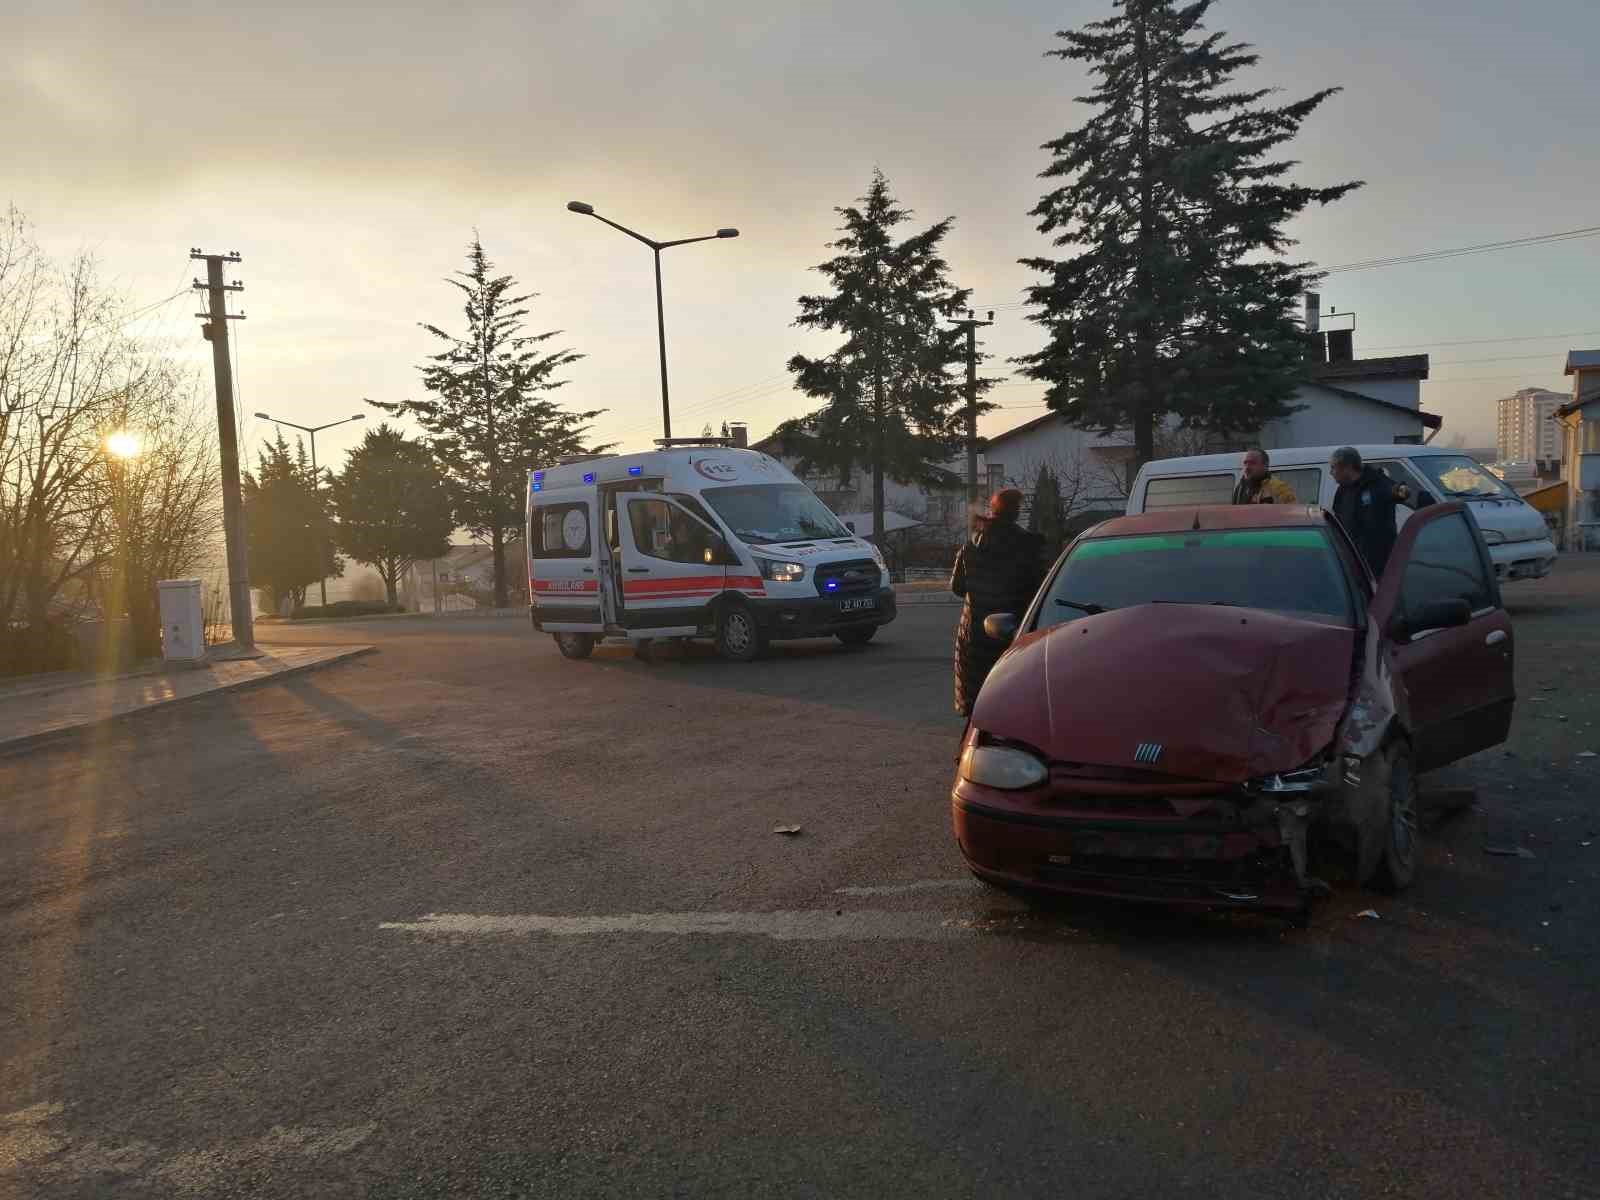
[1330,446,1404,578]
[951,489,1046,717]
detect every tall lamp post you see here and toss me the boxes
[253,412,364,606]
[566,201,738,440]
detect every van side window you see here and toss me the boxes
[629,499,720,566]
[1400,512,1494,618]
[531,502,591,559]
[1273,468,1321,505]
[1143,473,1235,509]
[1370,461,1428,509]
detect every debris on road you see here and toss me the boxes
[772,824,803,836]
[1484,844,1536,859]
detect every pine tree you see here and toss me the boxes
[330,424,455,607]
[243,433,342,612]
[374,237,602,607]
[779,171,990,544]
[1028,465,1065,552]
[1016,0,1362,466]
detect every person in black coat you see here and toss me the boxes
[950,489,1046,717]
[1329,446,1408,578]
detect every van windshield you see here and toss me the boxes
[1410,455,1520,501]
[702,484,850,545]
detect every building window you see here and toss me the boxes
[1583,419,1600,455]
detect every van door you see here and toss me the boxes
[529,495,604,631]
[1370,503,1515,771]
[617,494,728,636]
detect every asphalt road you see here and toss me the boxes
[3,575,1598,1198]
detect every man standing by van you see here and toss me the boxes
[1330,446,1405,578]
[1232,448,1297,505]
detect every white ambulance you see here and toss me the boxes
[525,439,897,661]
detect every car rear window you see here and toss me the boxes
[1034,527,1354,630]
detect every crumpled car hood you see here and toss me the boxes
[972,604,1357,783]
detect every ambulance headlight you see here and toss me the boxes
[755,557,805,583]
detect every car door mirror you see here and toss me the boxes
[845,520,856,533]
[983,613,1019,643]
[1392,597,1471,640]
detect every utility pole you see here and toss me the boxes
[949,309,993,506]
[191,249,254,651]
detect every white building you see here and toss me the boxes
[1496,387,1564,466]
[1554,349,1600,550]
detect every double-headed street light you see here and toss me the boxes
[566,200,739,440]
[253,412,364,606]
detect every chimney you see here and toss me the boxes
[1304,292,1321,335]
[728,421,748,449]
[1303,293,1326,364]
[1326,328,1354,364]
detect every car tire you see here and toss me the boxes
[553,632,595,660]
[1369,742,1419,893]
[836,626,877,647]
[716,603,765,663]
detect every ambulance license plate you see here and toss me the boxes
[840,598,876,613]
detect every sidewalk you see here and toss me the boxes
[0,645,374,756]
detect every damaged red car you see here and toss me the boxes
[951,502,1515,917]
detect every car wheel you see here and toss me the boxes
[553,632,595,660]
[716,603,765,663]
[1369,742,1419,893]
[836,626,877,647]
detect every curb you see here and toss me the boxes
[0,645,377,759]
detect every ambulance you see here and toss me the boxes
[525,438,898,661]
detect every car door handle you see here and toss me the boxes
[1485,629,1507,646]
[582,567,595,574]
[627,567,651,574]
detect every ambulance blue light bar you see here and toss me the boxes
[583,471,595,484]
[628,466,642,476]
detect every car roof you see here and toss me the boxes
[1086,505,1329,538]
[1135,444,1458,476]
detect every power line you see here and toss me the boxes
[1325,224,1600,274]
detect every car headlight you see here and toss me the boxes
[866,543,886,569]
[755,557,805,583]
[960,743,1048,790]
[1479,529,1505,545]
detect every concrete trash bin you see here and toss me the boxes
[158,578,206,662]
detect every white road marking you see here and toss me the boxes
[381,910,978,942]
[834,879,983,896]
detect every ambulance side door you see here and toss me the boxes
[616,494,728,634]
[529,494,603,630]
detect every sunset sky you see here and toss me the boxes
[9,0,1599,468]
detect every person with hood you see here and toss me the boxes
[951,489,1046,717]
[1330,446,1409,578]
[1232,447,1298,505]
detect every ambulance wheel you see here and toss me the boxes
[553,632,595,660]
[836,626,877,647]
[716,603,765,663]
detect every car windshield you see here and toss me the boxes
[702,483,851,545]
[1034,527,1355,630]
[1410,454,1520,500]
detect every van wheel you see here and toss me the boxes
[837,626,877,647]
[1368,742,1419,893]
[716,603,765,663]
[553,632,595,660]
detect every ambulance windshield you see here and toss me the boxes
[702,484,850,545]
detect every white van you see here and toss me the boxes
[525,439,896,661]
[1127,444,1558,583]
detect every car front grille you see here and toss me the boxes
[814,559,879,597]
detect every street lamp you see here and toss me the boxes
[253,412,365,606]
[566,200,739,439]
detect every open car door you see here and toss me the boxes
[616,494,729,638]
[1370,502,1515,772]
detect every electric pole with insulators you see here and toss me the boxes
[948,309,993,506]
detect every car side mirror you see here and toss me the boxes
[1391,596,1471,640]
[983,613,1019,644]
[845,520,855,533]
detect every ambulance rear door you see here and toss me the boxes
[529,491,604,631]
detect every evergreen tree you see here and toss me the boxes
[778,171,990,544]
[1016,0,1362,465]
[1028,465,1065,551]
[243,433,342,611]
[330,424,455,607]
[374,237,602,607]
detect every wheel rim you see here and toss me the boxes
[724,611,752,654]
[1391,765,1418,869]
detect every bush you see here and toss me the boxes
[0,620,79,677]
[289,601,405,620]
